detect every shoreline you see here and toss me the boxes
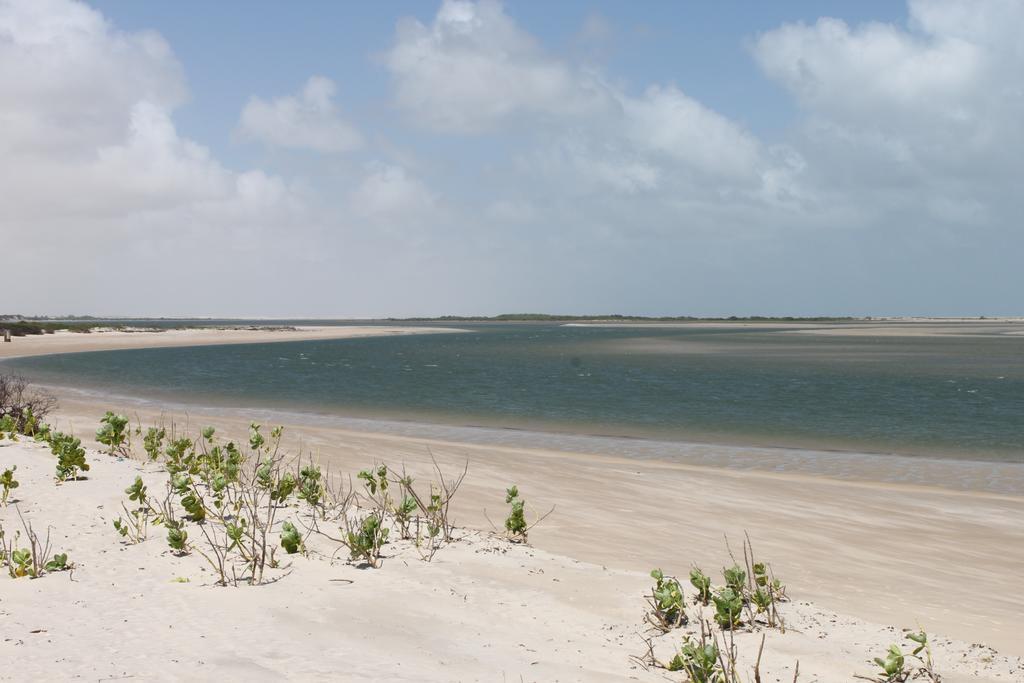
[35,383,1024,497]
[0,324,466,360]
[33,390,1024,657]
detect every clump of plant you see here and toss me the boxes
[1,465,18,506]
[857,630,941,682]
[166,519,189,555]
[143,426,166,461]
[503,485,527,541]
[739,535,787,628]
[113,475,166,544]
[96,411,130,456]
[646,568,687,632]
[297,463,325,511]
[382,455,468,561]
[633,619,757,682]
[50,431,90,481]
[722,565,746,594]
[0,414,17,440]
[280,521,303,555]
[666,635,722,681]
[1,511,69,579]
[690,567,712,605]
[489,484,555,544]
[712,587,743,630]
[345,512,389,567]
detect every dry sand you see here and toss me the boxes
[2,437,1021,682]
[0,325,465,359]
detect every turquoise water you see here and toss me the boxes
[3,323,1023,461]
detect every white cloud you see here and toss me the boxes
[0,0,325,314]
[384,0,611,133]
[623,85,763,181]
[350,164,436,221]
[238,76,363,153]
[752,0,1024,196]
[0,0,186,155]
[385,0,793,207]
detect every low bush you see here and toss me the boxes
[50,432,89,482]
[1,465,17,505]
[96,412,130,456]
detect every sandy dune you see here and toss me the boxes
[21,396,1024,658]
[2,437,1021,682]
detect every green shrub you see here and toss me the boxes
[873,644,906,681]
[0,414,17,440]
[504,485,527,540]
[271,472,296,503]
[713,587,743,629]
[143,426,166,461]
[297,465,323,508]
[125,476,147,503]
[280,521,302,554]
[647,568,686,631]
[44,553,70,572]
[723,565,746,594]
[689,567,711,604]
[96,411,130,456]
[166,520,189,554]
[34,422,52,442]
[51,432,89,481]
[667,636,722,682]
[9,547,32,577]
[1,465,18,505]
[346,513,389,567]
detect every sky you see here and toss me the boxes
[2,0,1021,317]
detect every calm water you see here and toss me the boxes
[3,323,1023,461]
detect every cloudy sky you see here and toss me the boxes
[2,0,1020,317]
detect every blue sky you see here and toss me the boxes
[92,1,905,160]
[3,0,1020,317]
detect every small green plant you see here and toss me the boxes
[280,521,302,554]
[51,432,89,481]
[96,411,130,456]
[44,553,70,572]
[21,408,38,437]
[712,587,743,629]
[859,630,941,682]
[2,514,61,579]
[10,547,32,577]
[872,644,907,682]
[0,414,17,440]
[689,567,711,604]
[647,568,686,631]
[297,464,324,509]
[1,465,18,505]
[271,472,297,503]
[345,512,389,567]
[504,485,527,541]
[34,422,52,442]
[166,520,189,555]
[667,636,722,682]
[143,426,166,461]
[394,496,418,539]
[125,476,147,503]
[722,565,746,594]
